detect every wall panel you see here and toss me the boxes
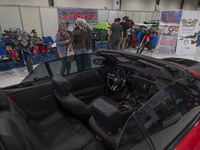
[121,0,155,11]
[146,12,154,21]
[20,7,42,38]
[118,11,126,19]
[139,12,147,23]
[108,11,118,23]
[98,10,109,22]
[40,7,58,41]
[0,6,22,33]
[0,0,48,7]
[160,0,182,10]
[126,12,134,20]
[133,12,140,23]
[54,0,112,9]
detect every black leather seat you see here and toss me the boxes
[52,74,92,122]
[0,88,105,150]
[89,98,124,150]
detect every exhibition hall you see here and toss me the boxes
[0,0,200,150]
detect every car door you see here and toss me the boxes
[4,53,107,120]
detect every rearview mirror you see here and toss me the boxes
[93,59,106,65]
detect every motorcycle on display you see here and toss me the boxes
[3,28,33,73]
[125,28,142,48]
[136,29,158,54]
[125,28,134,48]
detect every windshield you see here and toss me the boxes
[1,53,105,87]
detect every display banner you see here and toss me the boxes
[155,10,182,54]
[176,11,200,56]
[57,8,98,24]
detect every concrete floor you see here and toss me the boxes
[1,47,200,88]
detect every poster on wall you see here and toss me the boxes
[57,8,98,24]
[155,10,182,54]
[176,11,200,56]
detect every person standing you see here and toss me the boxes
[72,18,88,72]
[83,19,93,70]
[119,16,129,51]
[110,18,121,29]
[55,21,71,75]
[108,18,123,50]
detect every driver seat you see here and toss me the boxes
[52,74,92,122]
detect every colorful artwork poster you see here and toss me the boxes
[155,10,182,54]
[176,11,200,56]
[57,8,98,24]
[160,10,183,24]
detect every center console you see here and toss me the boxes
[117,100,138,112]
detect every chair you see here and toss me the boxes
[52,74,92,122]
[42,36,54,46]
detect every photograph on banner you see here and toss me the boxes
[57,8,98,24]
[176,11,200,56]
[155,10,182,54]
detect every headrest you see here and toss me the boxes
[92,98,123,134]
[0,88,10,111]
[52,75,72,97]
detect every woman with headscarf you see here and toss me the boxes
[72,18,88,72]
[55,21,72,75]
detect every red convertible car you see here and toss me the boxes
[1,50,200,150]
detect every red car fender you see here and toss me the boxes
[174,120,200,150]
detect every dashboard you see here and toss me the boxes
[108,66,158,104]
[126,70,156,83]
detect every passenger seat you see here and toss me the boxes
[0,88,105,150]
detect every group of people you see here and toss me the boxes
[56,16,132,75]
[56,18,93,75]
[108,16,131,51]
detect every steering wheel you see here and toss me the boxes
[107,67,126,91]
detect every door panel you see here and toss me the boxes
[5,67,107,119]
[7,81,57,120]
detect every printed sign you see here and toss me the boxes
[155,10,182,54]
[57,8,98,24]
[176,11,200,56]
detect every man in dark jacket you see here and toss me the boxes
[108,18,123,50]
[119,16,129,51]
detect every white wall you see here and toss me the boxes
[183,0,199,10]
[40,7,58,40]
[20,7,42,38]
[0,0,49,6]
[159,0,182,10]
[0,6,22,33]
[0,0,198,11]
[54,0,112,9]
[121,0,156,11]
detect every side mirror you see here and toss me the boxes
[93,58,106,65]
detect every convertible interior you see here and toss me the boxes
[0,50,190,150]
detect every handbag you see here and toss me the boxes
[67,43,75,62]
